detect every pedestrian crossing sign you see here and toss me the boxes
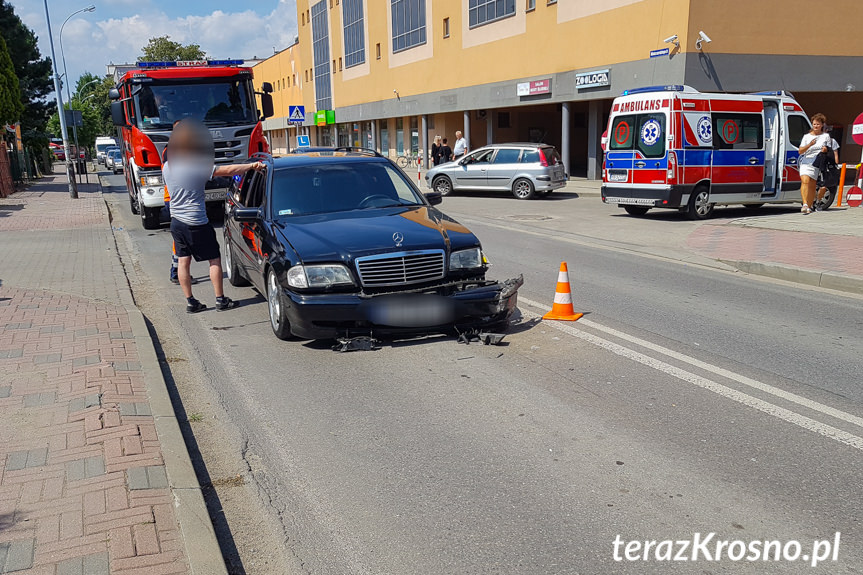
[289,106,305,123]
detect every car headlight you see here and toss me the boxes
[140,175,163,187]
[286,264,355,289]
[449,247,484,270]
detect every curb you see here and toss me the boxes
[100,173,229,575]
[722,260,863,296]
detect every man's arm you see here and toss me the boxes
[213,162,265,177]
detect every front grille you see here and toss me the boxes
[355,250,446,287]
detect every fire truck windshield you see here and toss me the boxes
[132,77,256,130]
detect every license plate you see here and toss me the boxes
[205,190,226,202]
[367,295,455,328]
[608,170,628,183]
[605,197,655,206]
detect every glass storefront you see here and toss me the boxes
[381,124,389,156]
[396,118,404,155]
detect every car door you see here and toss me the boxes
[453,149,494,190]
[782,111,811,200]
[227,171,263,277]
[485,148,522,190]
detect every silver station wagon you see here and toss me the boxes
[425,143,567,200]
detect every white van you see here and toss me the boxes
[95,137,118,165]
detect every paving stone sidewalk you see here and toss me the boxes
[0,173,195,574]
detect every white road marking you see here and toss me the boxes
[517,298,863,451]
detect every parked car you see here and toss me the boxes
[105,151,116,170]
[224,148,522,341]
[108,150,124,174]
[425,143,567,200]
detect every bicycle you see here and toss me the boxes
[396,153,418,169]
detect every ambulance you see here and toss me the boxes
[601,85,812,219]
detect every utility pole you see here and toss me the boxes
[42,0,78,198]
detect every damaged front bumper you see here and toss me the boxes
[283,275,524,340]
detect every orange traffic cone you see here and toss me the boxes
[542,262,583,321]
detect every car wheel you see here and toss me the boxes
[225,237,249,287]
[624,206,650,216]
[267,268,292,341]
[512,178,535,200]
[433,176,453,196]
[814,187,836,211]
[686,185,714,220]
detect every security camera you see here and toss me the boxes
[696,30,712,50]
[663,34,679,48]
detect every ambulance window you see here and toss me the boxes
[636,113,666,158]
[713,114,763,150]
[609,115,636,151]
[787,115,811,147]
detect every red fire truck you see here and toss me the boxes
[109,60,274,229]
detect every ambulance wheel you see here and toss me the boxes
[814,187,836,211]
[224,239,249,287]
[624,206,650,216]
[687,186,714,220]
[512,178,535,200]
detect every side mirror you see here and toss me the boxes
[233,207,262,222]
[110,101,126,127]
[260,93,274,119]
[108,88,120,101]
[424,192,443,206]
[261,82,274,94]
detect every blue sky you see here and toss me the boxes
[8,0,297,92]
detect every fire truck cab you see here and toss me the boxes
[109,60,274,229]
[601,86,811,219]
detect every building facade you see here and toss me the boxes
[254,0,863,178]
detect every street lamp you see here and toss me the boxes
[42,0,77,198]
[59,4,95,183]
[74,78,99,102]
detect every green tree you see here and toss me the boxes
[0,0,55,148]
[140,36,206,62]
[0,35,22,126]
[74,71,115,136]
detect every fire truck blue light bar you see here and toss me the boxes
[135,60,245,68]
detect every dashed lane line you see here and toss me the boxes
[517,297,863,452]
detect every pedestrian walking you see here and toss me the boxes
[453,130,468,160]
[797,113,833,214]
[440,138,453,164]
[163,118,265,313]
[431,135,442,166]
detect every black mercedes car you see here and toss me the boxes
[223,148,522,340]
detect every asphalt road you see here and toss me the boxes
[101,172,863,574]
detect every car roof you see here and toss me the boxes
[478,142,553,149]
[264,148,391,170]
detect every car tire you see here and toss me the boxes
[814,187,836,211]
[686,185,714,220]
[225,238,249,287]
[624,206,650,216]
[267,268,292,341]
[433,176,454,196]
[512,178,535,200]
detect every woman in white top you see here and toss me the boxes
[797,113,832,214]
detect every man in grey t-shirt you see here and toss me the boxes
[165,119,264,313]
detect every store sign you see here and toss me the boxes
[576,69,610,90]
[517,79,552,97]
[315,110,336,126]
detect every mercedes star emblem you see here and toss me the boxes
[392,232,404,247]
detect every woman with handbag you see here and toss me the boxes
[797,113,833,214]
[814,131,840,211]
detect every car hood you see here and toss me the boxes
[275,206,480,264]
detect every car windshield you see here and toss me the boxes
[272,162,425,217]
[96,143,115,153]
[132,77,257,130]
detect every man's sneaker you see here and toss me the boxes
[215,297,238,311]
[186,299,207,314]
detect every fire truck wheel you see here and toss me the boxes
[686,186,714,220]
[129,192,138,215]
[623,206,650,216]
